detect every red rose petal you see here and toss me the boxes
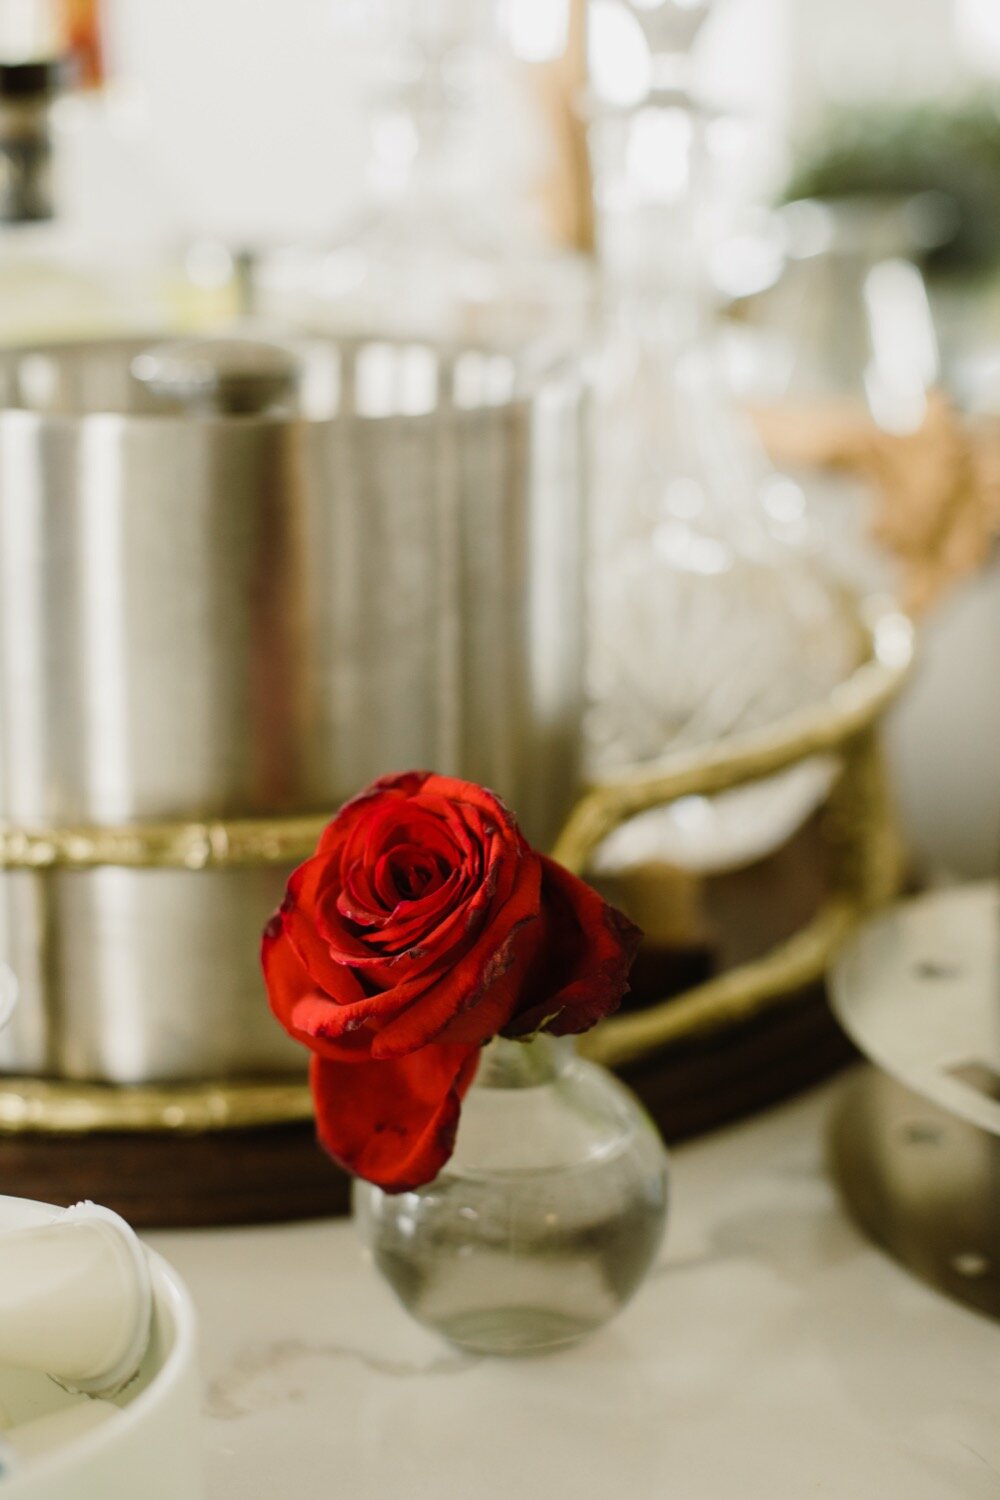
[369,847,543,1057]
[317,821,479,969]
[318,822,516,987]
[310,1044,480,1192]
[319,772,432,853]
[418,775,525,835]
[279,853,373,990]
[503,855,642,1038]
[261,918,374,1061]
[262,772,644,1195]
[363,890,470,965]
[290,985,416,1040]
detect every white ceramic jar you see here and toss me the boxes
[0,1196,202,1500]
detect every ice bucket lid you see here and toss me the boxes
[130,337,302,415]
[0,333,306,421]
[0,331,575,424]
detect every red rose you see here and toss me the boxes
[262,772,641,1192]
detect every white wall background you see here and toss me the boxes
[52,0,991,256]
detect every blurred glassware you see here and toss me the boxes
[0,46,184,344]
[0,0,61,62]
[748,197,944,407]
[586,46,855,872]
[731,193,1000,628]
[252,0,590,347]
[0,0,243,336]
[884,547,1000,881]
[620,0,713,90]
[729,195,946,597]
[933,273,1000,414]
[728,190,1000,884]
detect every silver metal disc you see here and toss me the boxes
[830,883,999,1135]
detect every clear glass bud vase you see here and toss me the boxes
[353,1034,669,1355]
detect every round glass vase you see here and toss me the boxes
[353,1033,669,1355]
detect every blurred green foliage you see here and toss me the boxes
[783,94,1000,276]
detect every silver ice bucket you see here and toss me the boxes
[0,333,586,1082]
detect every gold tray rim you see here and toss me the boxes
[0,602,914,1133]
[0,1075,314,1136]
[0,603,913,873]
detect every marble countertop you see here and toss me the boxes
[149,1074,1000,1500]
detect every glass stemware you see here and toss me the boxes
[585,11,856,872]
[255,0,588,347]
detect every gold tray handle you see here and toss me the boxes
[0,609,913,1133]
[553,604,915,1069]
[0,607,914,1095]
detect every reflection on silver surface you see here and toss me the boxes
[829,1067,1000,1321]
[0,333,586,1082]
[829,883,1000,1321]
[48,867,300,1083]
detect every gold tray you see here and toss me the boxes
[0,601,914,1134]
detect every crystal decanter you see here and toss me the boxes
[254,0,588,349]
[586,78,855,872]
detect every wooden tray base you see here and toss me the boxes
[0,982,852,1227]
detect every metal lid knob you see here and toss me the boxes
[131,336,301,416]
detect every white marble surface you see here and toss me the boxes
[149,1076,1000,1500]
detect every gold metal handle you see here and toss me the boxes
[0,603,914,1135]
[558,603,914,1069]
[553,603,912,877]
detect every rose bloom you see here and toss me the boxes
[262,772,641,1192]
